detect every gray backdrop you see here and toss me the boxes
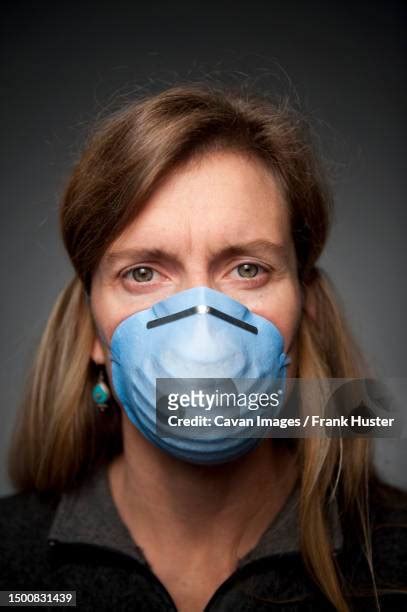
[1,1,406,495]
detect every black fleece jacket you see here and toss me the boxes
[0,477,406,611]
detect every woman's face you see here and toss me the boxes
[91,151,303,378]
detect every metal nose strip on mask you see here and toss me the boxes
[146,305,258,334]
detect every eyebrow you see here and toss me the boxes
[211,240,288,263]
[102,240,288,270]
[103,247,183,270]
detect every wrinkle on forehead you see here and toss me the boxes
[104,150,291,264]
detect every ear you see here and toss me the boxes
[91,335,106,365]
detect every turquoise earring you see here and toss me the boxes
[92,369,111,412]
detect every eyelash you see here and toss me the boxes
[121,262,270,284]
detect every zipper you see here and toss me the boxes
[49,541,311,611]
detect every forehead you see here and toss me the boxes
[107,150,291,254]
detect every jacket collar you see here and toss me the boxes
[48,463,343,568]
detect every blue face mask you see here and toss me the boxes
[109,286,290,464]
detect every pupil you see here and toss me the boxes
[132,267,153,282]
[238,264,258,278]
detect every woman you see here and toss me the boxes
[1,84,406,611]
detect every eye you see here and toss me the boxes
[236,263,260,278]
[126,266,155,282]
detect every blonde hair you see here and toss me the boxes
[9,84,375,610]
